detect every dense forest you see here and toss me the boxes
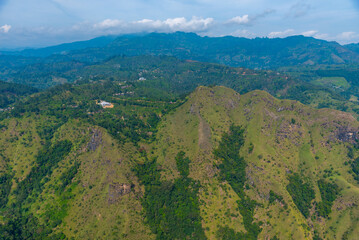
[0,81,38,108]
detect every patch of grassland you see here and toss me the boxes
[312,77,350,90]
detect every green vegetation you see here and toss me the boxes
[216,226,247,239]
[214,126,246,194]
[351,157,359,183]
[214,125,261,239]
[15,140,73,204]
[134,152,206,240]
[0,172,12,208]
[316,179,339,218]
[283,65,359,118]
[175,151,191,177]
[3,50,359,121]
[312,77,350,90]
[0,79,183,144]
[0,80,37,108]
[58,161,80,192]
[269,190,285,206]
[0,140,73,239]
[286,173,315,218]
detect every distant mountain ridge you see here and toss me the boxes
[0,36,117,57]
[346,43,359,55]
[2,32,359,69]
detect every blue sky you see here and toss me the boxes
[0,0,359,48]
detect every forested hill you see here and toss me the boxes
[3,32,359,69]
[0,81,38,108]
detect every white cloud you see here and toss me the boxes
[313,33,329,40]
[337,31,358,40]
[227,10,274,26]
[94,19,123,28]
[229,29,255,38]
[268,29,294,38]
[93,17,214,33]
[228,15,250,25]
[287,2,312,18]
[164,17,214,31]
[301,30,318,37]
[0,24,11,33]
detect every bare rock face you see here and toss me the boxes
[108,183,132,204]
[87,129,102,151]
[336,126,358,143]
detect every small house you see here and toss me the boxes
[98,100,113,108]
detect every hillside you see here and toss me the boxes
[147,86,359,239]
[1,86,359,239]
[0,117,154,239]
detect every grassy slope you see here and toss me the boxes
[312,77,350,90]
[149,86,359,240]
[0,117,153,240]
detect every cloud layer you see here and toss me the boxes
[93,17,214,33]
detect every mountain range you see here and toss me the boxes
[2,32,359,69]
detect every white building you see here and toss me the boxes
[99,101,112,108]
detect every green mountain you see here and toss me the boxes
[1,84,359,239]
[148,86,359,240]
[103,32,359,68]
[2,32,359,69]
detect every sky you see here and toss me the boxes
[0,0,359,48]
